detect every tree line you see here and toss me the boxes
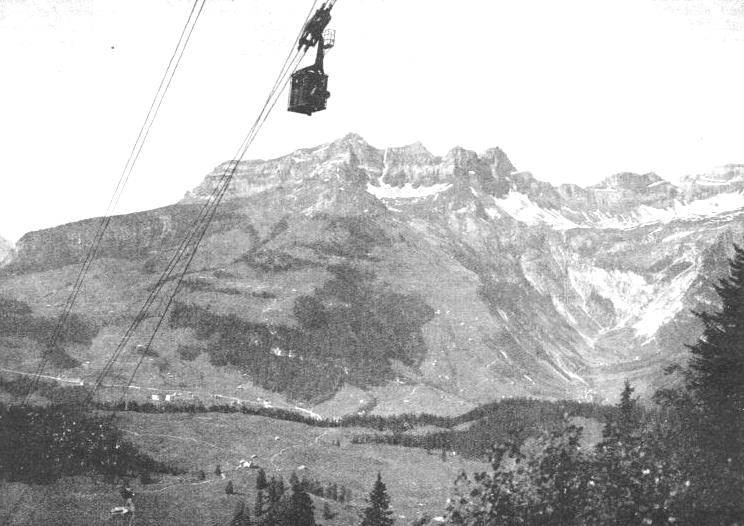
[89,396,615,438]
[350,398,617,459]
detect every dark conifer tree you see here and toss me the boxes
[289,471,300,490]
[283,481,316,526]
[361,472,394,526]
[276,475,285,497]
[594,381,658,525]
[686,243,744,455]
[231,501,252,526]
[254,490,265,520]
[678,242,744,520]
[256,468,268,491]
[267,477,279,504]
[604,380,639,440]
[327,482,338,501]
[268,475,285,503]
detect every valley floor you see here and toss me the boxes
[2,412,487,525]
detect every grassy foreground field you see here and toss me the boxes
[2,411,488,525]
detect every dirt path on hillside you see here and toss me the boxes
[269,429,329,471]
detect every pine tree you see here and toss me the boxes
[619,380,635,420]
[327,482,338,501]
[360,473,395,526]
[676,242,744,520]
[603,380,639,441]
[226,480,235,495]
[256,468,269,491]
[231,501,252,526]
[283,481,316,526]
[594,382,676,525]
[268,475,285,503]
[686,243,744,455]
[268,477,279,504]
[254,490,265,520]
[276,475,285,497]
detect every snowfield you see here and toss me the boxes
[478,191,744,231]
[365,178,452,200]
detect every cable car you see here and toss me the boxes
[289,3,335,116]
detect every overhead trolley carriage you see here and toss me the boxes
[289,3,336,116]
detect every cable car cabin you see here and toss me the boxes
[288,66,329,116]
[289,3,335,116]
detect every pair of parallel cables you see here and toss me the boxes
[24,0,325,406]
[5,4,325,523]
[24,0,208,404]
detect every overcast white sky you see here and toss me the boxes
[1,0,743,241]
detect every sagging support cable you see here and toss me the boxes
[89,1,328,406]
[24,0,208,404]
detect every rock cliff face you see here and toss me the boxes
[4,133,744,413]
[11,207,206,272]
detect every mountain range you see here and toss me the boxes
[2,133,743,415]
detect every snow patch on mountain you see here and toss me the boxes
[568,266,648,328]
[661,230,694,244]
[565,256,699,340]
[489,192,581,230]
[477,189,744,233]
[481,189,744,232]
[587,191,744,230]
[693,178,737,187]
[366,180,452,200]
[632,260,699,339]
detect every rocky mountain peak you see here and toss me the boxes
[680,164,744,200]
[593,172,670,192]
[183,135,744,235]
[443,146,480,166]
[384,142,435,163]
[481,147,518,177]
